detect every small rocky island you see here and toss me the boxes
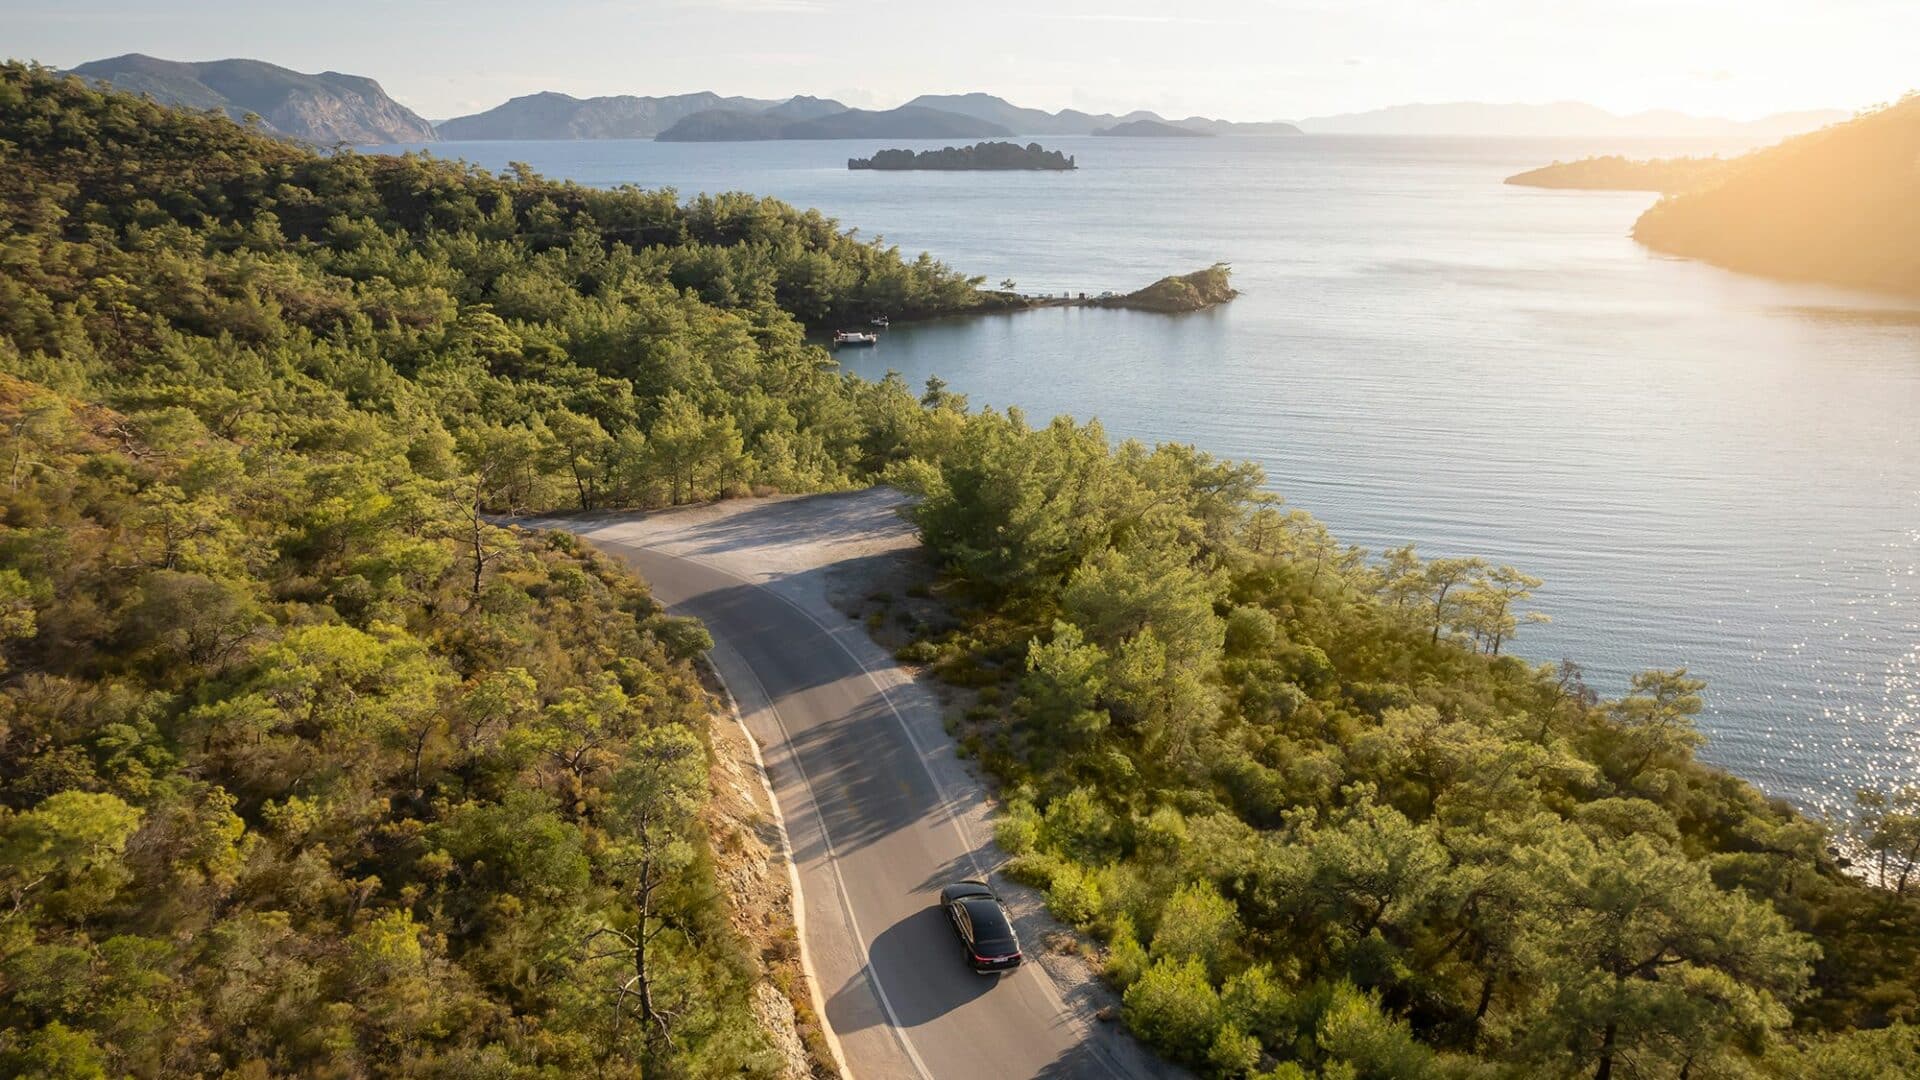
[848,141,1076,171]
[1096,263,1238,312]
[1505,154,1726,194]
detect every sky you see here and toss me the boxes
[5,0,1914,122]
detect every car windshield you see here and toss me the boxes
[964,900,1014,950]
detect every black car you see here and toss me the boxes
[940,880,1024,973]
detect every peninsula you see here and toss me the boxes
[1633,97,1918,296]
[1505,154,1727,193]
[848,141,1075,171]
[987,264,1239,315]
[1095,263,1237,311]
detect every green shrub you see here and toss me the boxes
[1046,861,1104,926]
[895,639,942,664]
[1123,957,1224,1067]
[1104,914,1151,989]
[995,796,1043,854]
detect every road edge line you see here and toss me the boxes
[706,648,853,1080]
[694,607,935,1080]
[514,518,921,1079]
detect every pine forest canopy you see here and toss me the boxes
[0,62,1917,1079]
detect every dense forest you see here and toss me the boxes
[2,60,1918,1080]
[888,413,1920,1078]
[1634,95,1920,295]
[0,62,987,1077]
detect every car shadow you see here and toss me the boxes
[825,905,998,1034]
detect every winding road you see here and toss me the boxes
[516,495,1164,1080]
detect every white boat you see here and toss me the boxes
[833,330,880,347]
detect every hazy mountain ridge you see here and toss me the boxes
[66,57,1841,145]
[1297,100,1848,137]
[1095,118,1212,138]
[762,94,849,121]
[905,92,1300,135]
[67,53,436,144]
[657,104,1012,142]
[436,88,1299,140]
[435,89,784,139]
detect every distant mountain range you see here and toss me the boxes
[437,90,787,140]
[658,104,1011,142]
[440,90,1301,141]
[1296,101,1848,138]
[56,57,1851,146]
[899,93,1300,137]
[68,54,435,144]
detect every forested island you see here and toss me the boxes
[848,141,1076,171]
[1634,96,1920,296]
[1505,154,1727,193]
[3,62,1919,1080]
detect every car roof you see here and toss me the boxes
[962,898,1014,939]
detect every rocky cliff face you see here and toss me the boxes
[69,55,435,144]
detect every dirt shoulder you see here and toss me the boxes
[701,666,838,1079]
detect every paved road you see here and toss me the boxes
[586,537,1141,1080]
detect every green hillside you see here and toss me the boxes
[0,61,986,1077]
[1634,99,1920,294]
